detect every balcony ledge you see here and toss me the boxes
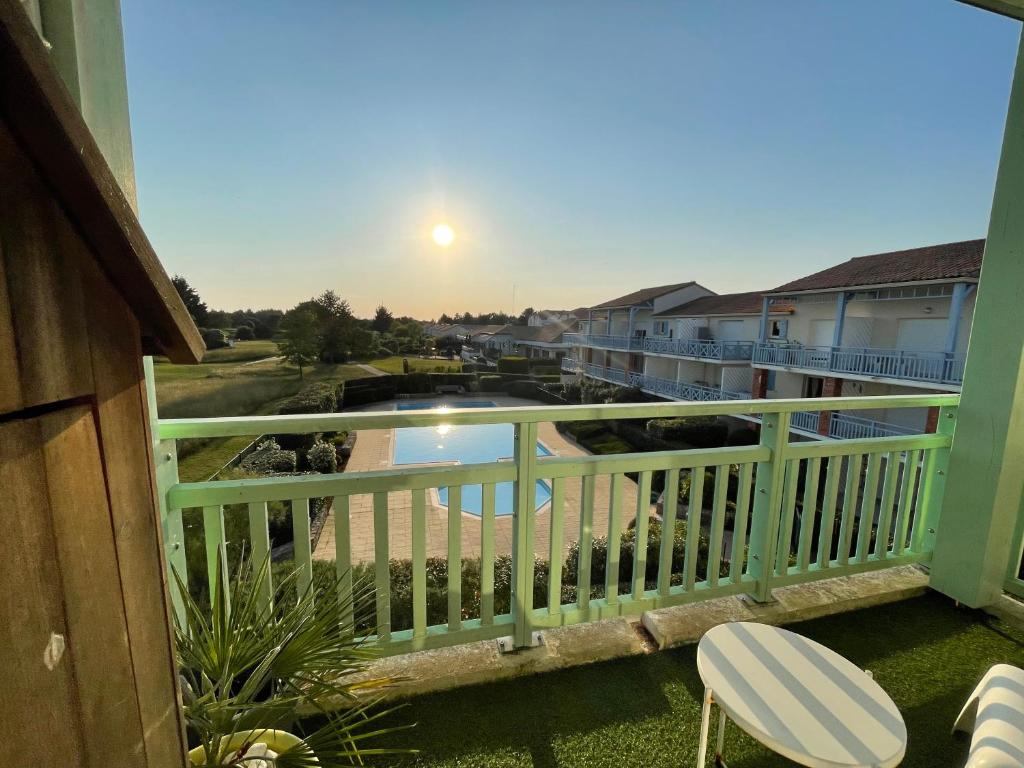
[331,565,927,705]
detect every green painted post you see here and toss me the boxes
[511,421,539,648]
[143,356,186,627]
[930,33,1024,608]
[747,412,790,602]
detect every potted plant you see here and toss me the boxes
[174,557,412,766]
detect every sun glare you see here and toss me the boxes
[432,223,455,247]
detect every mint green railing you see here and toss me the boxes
[146,359,957,656]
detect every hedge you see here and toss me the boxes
[646,416,729,448]
[497,356,530,374]
[278,382,337,415]
[240,439,297,473]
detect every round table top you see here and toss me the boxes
[696,622,907,768]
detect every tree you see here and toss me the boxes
[517,307,535,326]
[372,304,394,332]
[278,309,318,378]
[171,275,209,326]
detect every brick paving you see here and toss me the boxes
[313,396,648,564]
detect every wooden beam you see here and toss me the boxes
[959,0,1024,22]
[0,0,203,362]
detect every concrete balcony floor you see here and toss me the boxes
[372,593,1024,767]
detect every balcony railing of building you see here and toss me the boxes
[627,372,751,403]
[753,343,967,387]
[564,333,646,351]
[789,410,921,440]
[149,367,958,656]
[561,357,580,373]
[644,337,755,362]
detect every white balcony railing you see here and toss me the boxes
[644,337,754,361]
[753,343,966,387]
[560,357,581,373]
[565,333,646,351]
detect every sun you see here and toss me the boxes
[432,223,455,247]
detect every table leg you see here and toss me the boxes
[696,687,713,767]
[716,708,727,766]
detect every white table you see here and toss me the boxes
[695,622,907,767]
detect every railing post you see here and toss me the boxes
[143,356,187,627]
[511,420,539,648]
[746,410,790,602]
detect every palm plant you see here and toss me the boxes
[174,556,412,766]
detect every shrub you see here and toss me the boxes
[497,356,530,374]
[506,380,541,399]
[240,439,297,473]
[201,328,229,350]
[561,381,582,403]
[398,372,432,394]
[341,375,397,407]
[307,440,338,473]
[726,426,759,446]
[478,375,503,392]
[278,382,337,415]
[530,364,562,376]
[647,416,729,448]
[234,325,255,341]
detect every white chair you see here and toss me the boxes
[954,663,1024,767]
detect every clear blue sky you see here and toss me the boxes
[123,1,1021,319]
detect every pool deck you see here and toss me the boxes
[313,395,647,564]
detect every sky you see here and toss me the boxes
[122,1,1021,320]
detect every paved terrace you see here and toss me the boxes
[314,396,647,564]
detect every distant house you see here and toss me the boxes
[486,319,579,360]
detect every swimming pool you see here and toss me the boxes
[393,401,551,516]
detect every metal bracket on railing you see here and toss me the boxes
[497,632,544,654]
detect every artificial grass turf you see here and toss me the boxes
[374,592,1024,767]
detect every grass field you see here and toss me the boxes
[153,341,368,481]
[367,356,462,374]
[371,593,1021,767]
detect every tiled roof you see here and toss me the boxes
[592,282,697,309]
[492,320,577,343]
[770,239,984,294]
[655,291,793,317]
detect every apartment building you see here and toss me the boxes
[752,239,982,438]
[485,319,578,359]
[565,240,982,439]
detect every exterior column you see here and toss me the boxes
[587,309,594,337]
[758,297,771,343]
[751,369,769,399]
[832,292,849,347]
[627,307,638,341]
[931,32,1024,607]
[817,377,842,437]
[925,406,940,434]
[944,283,973,355]
[607,310,613,334]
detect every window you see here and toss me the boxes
[654,320,670,336]
[770,319,788,338]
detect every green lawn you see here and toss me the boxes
[154,342,369,481]
[370,593,1024,767]
[367,356,462,374]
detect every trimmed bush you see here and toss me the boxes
[240,439,297,473]
[647,416,728,448]
[307,440,338,473]
[478,375,503,392]
[234,325,255,341]
[279,382,337,415]
[529,363,562,376]
[497,356,530,374]
[201,328,229,350]
[506,380,542,399]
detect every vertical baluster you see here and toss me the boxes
[707,465,729,587]
[577,475,595,609]
[729,463,753,583]
[547,477,565,616]
[658,469,680,596]
[855,454,881,563]
[684,467,705,589]
[774,461,800,575]
[816,456,842,568]
[292,498,312,598]
[632,471,652,600]
[247,501,272,611]
[892,450,921,556]
[412,489,427,641]
[202,505,229,609]
[480,483,496,624]
[373,491,390,643]
[165,506,188,626]
[873,452,900,559]
[837,454,863,566]
[796,457,821,571]
[334,495,353,637]
[447,486,462,632]
[605,473,624,604]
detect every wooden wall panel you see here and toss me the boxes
[0,123,93,415]
[78,250,187,766]
[40,405,149,767]
[0,417,86,765]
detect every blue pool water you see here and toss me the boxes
[393,401,551,516]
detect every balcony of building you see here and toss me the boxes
[644,336,756,363]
